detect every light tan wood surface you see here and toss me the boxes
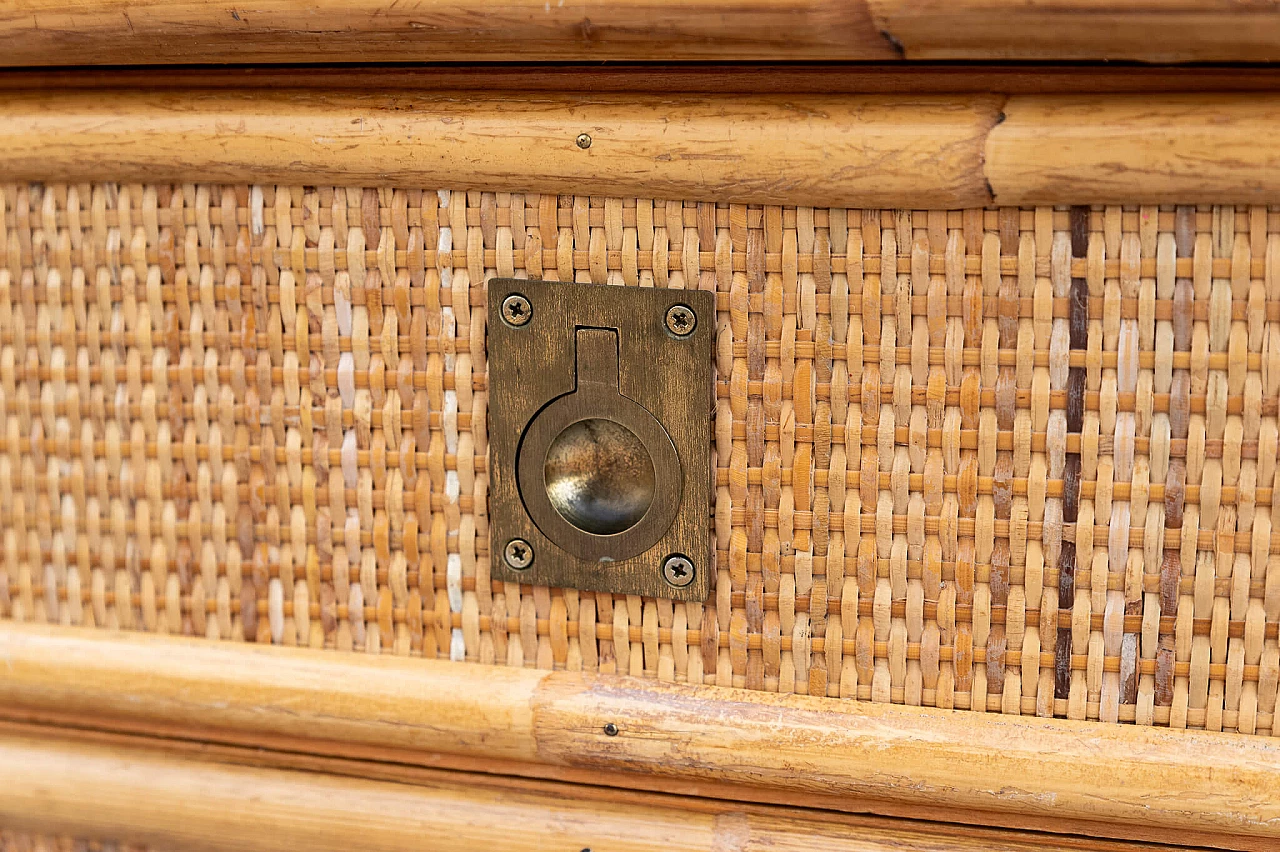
[3,0,1279,64]
[0,90,999,209]
[986,95,1280,205]
[0,724,1204,852]
[870,0,1280,62]
[7,90,1280,206]
[0,0,894,65]
[2,623,1276,850]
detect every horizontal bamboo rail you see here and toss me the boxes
[2,1,1278,64]
[986,95,1280,206]
[0,0,894,65]
[0,91,997,210]
[0,724,1194,852]
[1,623,1277,850]
[3,91,1280,206]
[870,0,1280,63]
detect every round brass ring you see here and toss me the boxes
[517,386,682,563]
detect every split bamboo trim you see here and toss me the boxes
[7,92,1280,206]
[4,184,1280,737]
[3,624,1280,846]
[0,727,1213,852]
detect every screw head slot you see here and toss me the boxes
[501,293,532,327]
[665,303,696,337]
[661,554,695,588]
[576,133,593,149]
[603,722,619,736]
[504,538,534,570]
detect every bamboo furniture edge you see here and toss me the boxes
[3,90,1280,207]
[4,0,1280,65]
[2,623,1277,850]
[0,723,1214,852]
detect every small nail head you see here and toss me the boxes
[576,132,593,149]
[664,303,696,337]
[501,293,532,327]
[504,538,534,570]
[661,554,695,588]
[603,722,619,736]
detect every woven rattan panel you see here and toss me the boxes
[2,184,1278,735]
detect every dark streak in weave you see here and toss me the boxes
[1062,454,1080,522]
[1069,278,1089,348]
[1120,634,1139,704]
[1069,206,1090,257]
[1055,627,1073,700]
[1066,368,1085,433]
[1155,640,1175,706]
[1058,540,1076,610]
[1160,550,1181,615]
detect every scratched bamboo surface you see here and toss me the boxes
[2,184,1280,737]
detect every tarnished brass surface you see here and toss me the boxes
[488,280,712,600]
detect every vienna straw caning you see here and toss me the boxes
[2,185,1280,738]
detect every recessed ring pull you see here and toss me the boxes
[488,280,712,601]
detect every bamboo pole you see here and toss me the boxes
[0,90,997,210]
[0,0,894,65]
[6,90,1280,206]
[0,725,1194,852]
[869,0,1280,63]
[1,623,1277,847]
[985,94,1280,205]
[0,91,998,210]
[3,1,1278,65]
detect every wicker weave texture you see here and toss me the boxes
[1,183,1278,736]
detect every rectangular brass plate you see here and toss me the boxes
[488,279,712,601]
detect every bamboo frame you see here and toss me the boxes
[2,1,1278,65]
[0,0,892,65]
[4,91,1280,207]
[2,623,1276,850]
[871,0,1280,63]
[0,723,1195,852]
[0,91,997,209]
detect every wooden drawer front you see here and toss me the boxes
[1,182,1277,736]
